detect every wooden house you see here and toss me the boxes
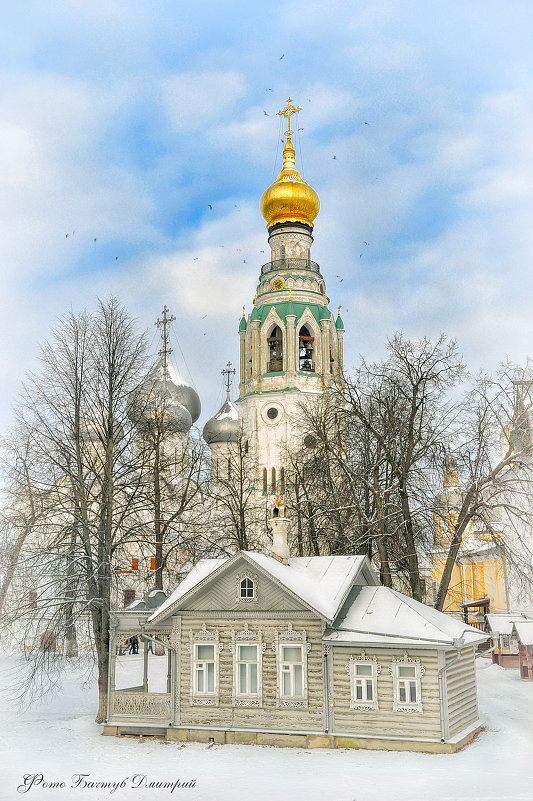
[485,613,533,667]
[511,621,533,680]
[103,519,487,753]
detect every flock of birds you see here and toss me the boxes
[63,73,376,336]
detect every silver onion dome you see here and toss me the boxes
[202,399,239,444]
[129,354,199,433]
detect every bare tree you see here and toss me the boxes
[4,298,149,721]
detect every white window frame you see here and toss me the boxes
[235,572,259,605]
[273,623,310,709]
[347,652,381,712]
[239,577,255,599]
[388,653,425,714]
[188,624,222,706]
[231,623,265,708]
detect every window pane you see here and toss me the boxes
[294,664,303,696]
[282,668,291,696]
[409,682,417,703]
[207,662,215,692]
[366,680,373,700]
[283,646,302,662]
[197,644,214,660]
[196,667,204,693]
[398,666,416,677]
[355,664,372,676]
[250,664,258,694]
[399,684,406,702]
[239,662,247,693]
[239,645,257,661]
[356,684,362,700]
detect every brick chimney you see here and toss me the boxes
[269,511,290,564]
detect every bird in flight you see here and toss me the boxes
[332,155,337,160]
[94,238,97,242]
[193,257,198,261]
[201,314,207,319]
[263,110,269,116]
[279,54,285,60]
[65,233,69,238]
[208,204,213,210]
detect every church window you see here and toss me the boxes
[28,591,37,610]
[280,244,286,262]
[304,434,317,449]
[280,467,285,493]
[240,578,254,599]
[267,407,278,419]
[237,644,259,696]
[271,467,277,493]
[262,468,268,494]
[329,346,335,374]
[298,325,314,372]
[389,654,425,713]
[267,326,283,373]
[194,643,216,695]
[347,654,380,711]
[244,439,249,455]
[124,589,136,607]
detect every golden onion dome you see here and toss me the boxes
[260,134,320,229]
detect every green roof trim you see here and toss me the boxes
[250,301,333,327]
[335,315,345,330]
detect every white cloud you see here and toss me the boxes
[160,71,247,133]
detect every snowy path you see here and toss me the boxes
[0,656,531,801]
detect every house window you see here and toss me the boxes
[236,644,259,696]
[389,654,425,713]
[347,653,381,711]
[123,589,136,607]
[280,644,304,698]
[194,644,216,695]
[28,591,37,610]
[131,558,139,570]
[240,578,254,599]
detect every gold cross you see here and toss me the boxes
[277,97,302,138]
[338,304,342,316]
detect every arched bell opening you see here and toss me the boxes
[267,325,283,373]
[298,325,315,372]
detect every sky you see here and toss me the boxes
[2,0,533,431]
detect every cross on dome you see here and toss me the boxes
[277,97,302,139]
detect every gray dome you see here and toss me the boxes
[129,356,200,433]
[203,399,239,444]
[133,390,193,434]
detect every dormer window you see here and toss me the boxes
[240,578,254,599]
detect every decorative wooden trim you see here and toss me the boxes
[188,624,222,707]
[346,651,381,712]
[231,623,265,708]
[388,652,425,714]
[273,623,310,709]
[235,571,259,605]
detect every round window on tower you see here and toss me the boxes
[267,407,278,420]
[304,434,317,449]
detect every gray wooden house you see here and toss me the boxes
[104,520,487,753]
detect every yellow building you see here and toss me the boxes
[431,453,509,618]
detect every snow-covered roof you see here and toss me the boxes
[324,586,487,647]
[147,553,373,625]
[485,613,533,635]
[512,620,533,645]
[245,553,372,621]
[147,558,226,622]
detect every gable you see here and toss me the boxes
[178,559,315,614]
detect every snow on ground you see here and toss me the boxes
[0,655,532,801]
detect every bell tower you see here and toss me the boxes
[237,98,345,517]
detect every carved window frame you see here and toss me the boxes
[272,623,311,709]
[188,624,222,706]
[231,623,266,708]
[346,651,381,712]
[235,571,259,605]
[388,652,425,714]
